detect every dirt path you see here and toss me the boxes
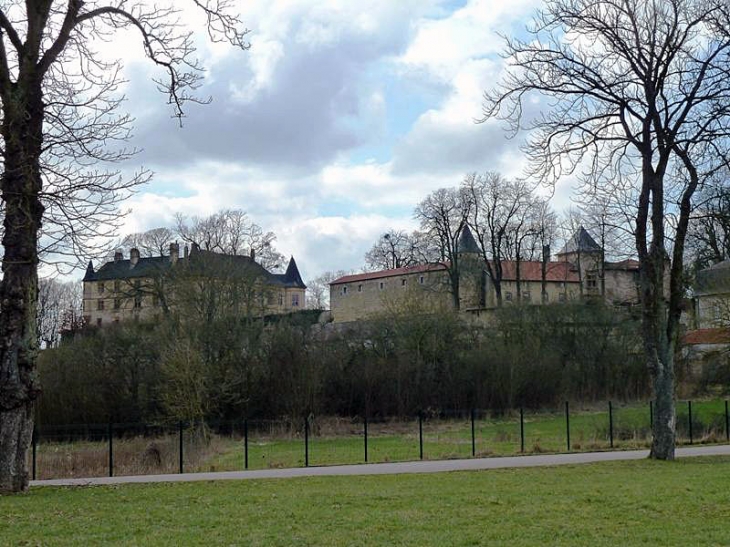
[30,444,730,487]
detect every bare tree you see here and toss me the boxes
[0,1,249,492]
[482,0,730,459]
[463,172,538,306]
[414,187,471,309]
[37,278,81,348]
[119,228,176,258]
[307,270,351,310]
[364,230,422,271]
[687,177,730,268]
[175,209,284,271]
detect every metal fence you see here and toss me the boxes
[30,400,730,481]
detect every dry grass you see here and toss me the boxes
[32,431,229,480]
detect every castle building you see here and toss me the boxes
[82,243,306,326]
[329,226,641,323]
[693,260,730,329]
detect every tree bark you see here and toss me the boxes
[0,79,45,493]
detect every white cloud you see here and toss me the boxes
[61,0,576,283]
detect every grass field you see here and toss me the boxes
[33,400,730,479]
[3,457,730,546]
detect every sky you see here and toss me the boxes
[95,0,573,283]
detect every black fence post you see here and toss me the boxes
[364,416,368,463]
[471,409,476,457]
[108,422,114,478]
[565,401,571,452]
[244,419,249,470]
[520,407,525,453]
[725,400,729,442]
[178,421,184,474]
[688,400,693,445]
[32,426,37,481]
[418,411,424,460]
[304,416,309,467]
[608,401,614,449]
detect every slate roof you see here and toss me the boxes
[557,227,602,255]
[84,248,306,289]
[83,255,172,281]
[458,225,481,254]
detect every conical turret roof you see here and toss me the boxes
[458,225,481,254]
[558,226,602,255]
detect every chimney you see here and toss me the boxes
[130,247,140,267]
[169,242,179,264]
[114,250,123,262]
[250,247,256,262]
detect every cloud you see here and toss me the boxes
[70,0,571,283]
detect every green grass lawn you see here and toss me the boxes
[199,400,729,472]
[3,457,730,546]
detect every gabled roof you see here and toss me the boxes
[458,225,481,254]
[329,259,581,286]
[330,263,448,285]
[496,260,580,283]
[682,328,730,345]
[604,259,640,271]
[557,227,602,255]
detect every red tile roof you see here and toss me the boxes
[605,259,640,270]
[330,260,581,285]
[497,260,580,283]
[682,328,730,345]
[330,263,448,285]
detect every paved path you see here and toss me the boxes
[31,444,730,488]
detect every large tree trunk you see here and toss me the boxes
[640,248,676,460]
[0,81,45,493]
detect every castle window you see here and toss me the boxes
[292,294,300,307]
[97,300,105,311]
[113,299,121,310]
[586,273,598,290]
[542,292,549,303]
[134,296,142,309]
[114,280,120,292]
[523,291,531,301]
[358,284,362,292]
[401,279,407,287]
[98,282,105,295]
[278,293,284,306]
[505,292,513,302]
[342,286,348,295]
[419,276,425,284]
[558,292,567,302]
[379,282,384,290]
